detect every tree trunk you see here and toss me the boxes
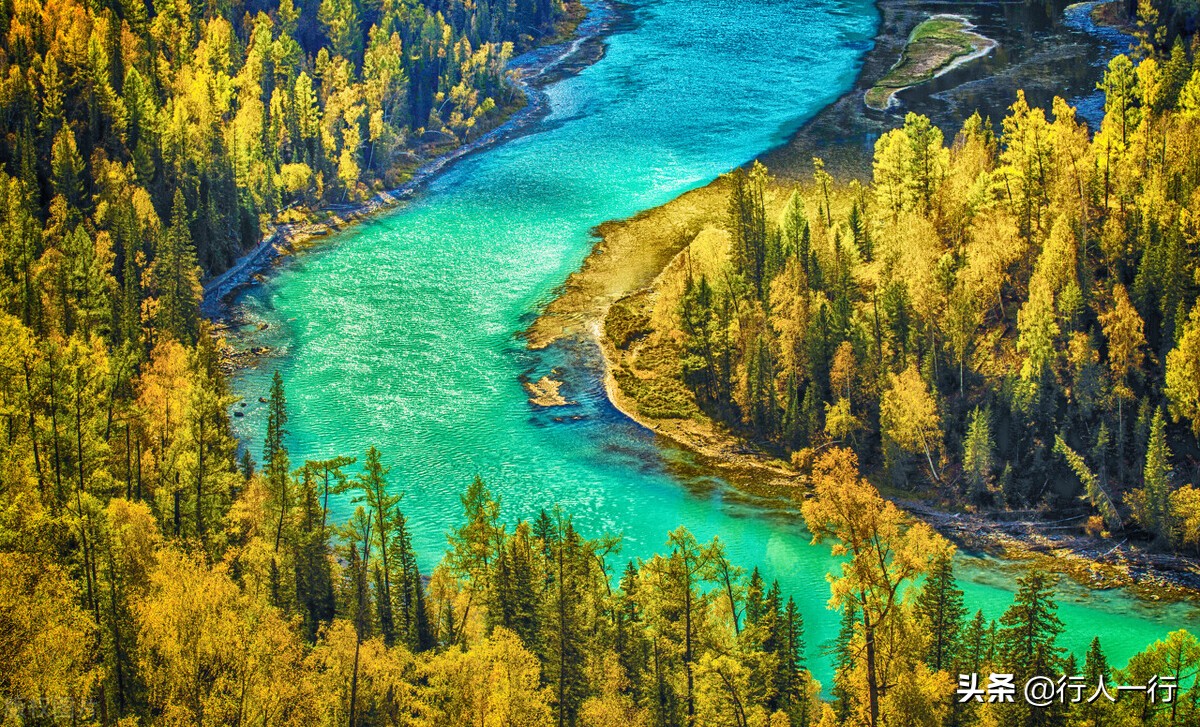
[864,610,879,727]
[684,575,695,724]
[196,412,204,541]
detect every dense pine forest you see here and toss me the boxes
[606,34,1200,558]
[5,363,1200,726]
[0,0,1199,723]
[0,0,569,278]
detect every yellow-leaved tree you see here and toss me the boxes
[801,448,949,727]
[417,627,552,726]
[879,365,943,483]
[135,548,319,725]
[1166,301,1200,438]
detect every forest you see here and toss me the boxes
[4,362,1199,726]
[0,0,1199,723]
[604,32,1200,558]
[0,0,570,277]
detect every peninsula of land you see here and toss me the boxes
[527,0,1200,599]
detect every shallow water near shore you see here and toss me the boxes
[228,0,1198,684]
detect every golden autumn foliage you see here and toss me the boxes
[0,552,98,722]
[2,0,1200,719]
[610,44,1200,563]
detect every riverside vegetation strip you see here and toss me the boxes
[201,0,602,318]
[554,169,1200,596]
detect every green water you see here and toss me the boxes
[229,0,1198,684]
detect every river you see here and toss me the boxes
[226,0,1199,685]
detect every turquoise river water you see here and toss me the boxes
[229,0,1199,685]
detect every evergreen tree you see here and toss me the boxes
[50,127,85,210]
[997,569,1065,679]
[389,505,434,651]
[962,407,994,500]
[541,514,590,727]
[489,522,539,649]
[148,191,201,344]
[745,566,767,627]
[264,371,290,553]
[615,560,648,696]
[263,370,292,609]
[1076,637,1111,727]
[779,596,808,721]
[727,163,769,299]
[960,609,990,675]
[1083,636,1110,682]
[830,602,858,723]
[294,466,335,642]
[914,552,966,672]
[1131,407,1174,542]
[354,446,399,646]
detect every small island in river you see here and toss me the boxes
[864,14,997,110]
[524,374,574,406]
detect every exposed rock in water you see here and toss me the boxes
[524,375,572,407]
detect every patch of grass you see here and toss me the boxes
[636,380,698,420]
[864,86,895,111]
[910,18,966,43]
[606,291,701,421]
[613,365,697,420]
[605,295,652,350]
